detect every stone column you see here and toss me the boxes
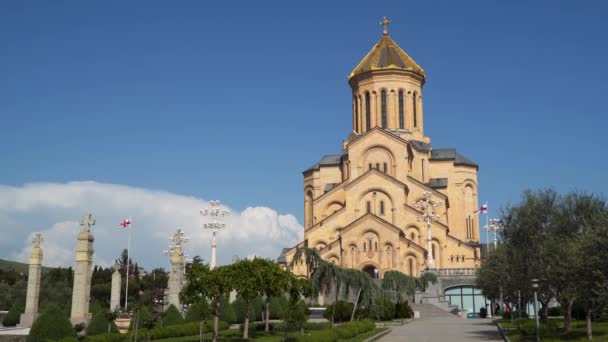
[110,262,121,312]
[19,234,44,328]
[166,244,185,310]
[165,228,189,311]
[71,213,95,325]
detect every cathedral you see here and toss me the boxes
[279,20,482,279]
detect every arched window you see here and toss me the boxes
[431,243,436,259]
[368,163,372,170]
[413,92,418,127]
[381,90,387,128]
[363,242,366,251]
[408,258,413,276]
[410,232,415,240]
[376,162,380,170]
[366,201,371,213]
[375,241,378,251]
[398,91,405,129]
[380,201,385,215]
[383,162,387,173]
[365,92,371,130]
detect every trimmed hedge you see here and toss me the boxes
[27,304,76,342]
[184,301,209,322]
[138,320,229,340]
[161,304,184,327]
[241,321,331,333]
[83,334,127,342]
[86,312,119,336]
[289,319,375,342]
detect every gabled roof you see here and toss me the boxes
[349,35,425,80]
[430,149,478,169]
[303,153,344,174]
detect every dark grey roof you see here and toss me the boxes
[430,149,478,168]
[277,248,290,264]
[410,140,432,152]
[303,153,344,174]
[324,183,339,193]
[426,178,448,189]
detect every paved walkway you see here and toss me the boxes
[380,317,503,342]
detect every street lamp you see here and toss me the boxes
[201,200,230,270]
[531,278,540,342]
[484,218,503,250]
[413,191,442,270]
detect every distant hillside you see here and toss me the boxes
[0,258,53,274]
[0,258,30,273]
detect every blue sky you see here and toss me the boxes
[1,1,607,256]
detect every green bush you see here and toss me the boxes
[83,333,127,342]
[85,311,119,335]
[2,300,24,326]
[219,298,236,324]
[395,301,413,319]
[242,321,331,333]
[269,296,288,319]
[27,304,76,342]
[134,320,229,340]
[184,301,209,322]
[377,299,395,321]
[129,306,154,331]
[322,301,354,323]
[293,319,375,342]
[161,304,184,327]
[501,310,529,319]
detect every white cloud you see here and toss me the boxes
[0,181,303,269]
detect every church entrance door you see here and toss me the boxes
[362,265,377,278]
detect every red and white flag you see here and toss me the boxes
[118,219,131,228]
[474,203,488,214]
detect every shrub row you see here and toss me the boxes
[241,321,332,333]
[288,319,376,342]
[137,320,229,340]
[501,311,529,319]
[324,300,413,322]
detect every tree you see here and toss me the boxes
[250,258,290,334]
[85,309,119,335]
[181,263,234,342]
[27,304,75,342]
[285,276,313,335]
[231,259,264,339]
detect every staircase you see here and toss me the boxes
[411,303,458,319]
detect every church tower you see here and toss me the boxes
[281,18,482,278]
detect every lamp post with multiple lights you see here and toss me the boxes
[413,191,442,269]
[484,218,503,250]
[201,200,230,270]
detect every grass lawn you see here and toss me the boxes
[499,318,608,341]
[154,326,387,341]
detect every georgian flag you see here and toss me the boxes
[118,219,131,228]
[474,203,488,214]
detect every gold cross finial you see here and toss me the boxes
[380,16,391,36]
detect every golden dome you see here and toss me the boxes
[348,34,425,80]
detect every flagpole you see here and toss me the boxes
[124,217,131,311]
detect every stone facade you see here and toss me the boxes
[110,262,121,312]
[70,213,95,325]
[19,234,43,328]
[281,29,482,278]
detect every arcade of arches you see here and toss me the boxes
[281,23,482,279]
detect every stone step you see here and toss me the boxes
[411,303,458,319]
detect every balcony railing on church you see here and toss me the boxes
[437,268,477,276]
